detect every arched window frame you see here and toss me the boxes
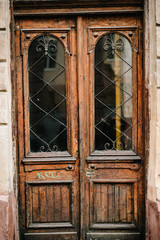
[94,32,133,151]
[87,27,140,157]
[28,34,67,153]
[19,28,78,159]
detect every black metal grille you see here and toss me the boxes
[95,33,132,150]
[28,35,67,152]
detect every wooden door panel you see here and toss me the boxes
[26,181,73,228]
[86,162,143,235]
[89,179,138,229]
[78,14,144,239]
[16,17,79,239]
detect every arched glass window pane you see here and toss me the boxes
[95,33,132,150]
[28,35,67,152]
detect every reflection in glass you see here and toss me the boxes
[28,35,67,152]
[95,33,132,150]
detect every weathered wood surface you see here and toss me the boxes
[15,10,144,240]
[13,0,143,16]
[14,0,143,7]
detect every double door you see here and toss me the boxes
[16,14,144,240]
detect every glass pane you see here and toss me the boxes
[28,35,67,152]
[95,33,132,150]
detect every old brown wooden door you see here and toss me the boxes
[16,14,144,240]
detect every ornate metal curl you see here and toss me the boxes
[117,142,123,150]
[103,34,124,54]
[36,35,57,55]
[52,145,58,152]
[104,142,112,150]
[39,146,46,152]
[104,141,124,151]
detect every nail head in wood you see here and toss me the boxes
[90,164,95,169]
[93,32,98,38]
[61,34,66,39]
[128,32,133,37]
[68,165,72,170]
[26,34,31,40]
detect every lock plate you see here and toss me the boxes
[86,168,96,177]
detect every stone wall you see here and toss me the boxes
[147,0,160,239]
[0,0,17,239]
[155,0,160,203]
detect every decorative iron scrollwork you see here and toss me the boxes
[52,145,58,152]
[36,35,57,55]
[117,142,123,150]
[104,142,124,151]
[103,34,124,54]
[39,146,46,152]
[28,34,67,152]
[104,142,112,151]
[95,33,132,151]
[39,145,58,152]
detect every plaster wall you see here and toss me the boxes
[155,0,160,202]
[146,0,160,239]
[147,0,160,204]
[147,0,157,202]
[0,0,17,239]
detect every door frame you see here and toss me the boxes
[12,1,149,240]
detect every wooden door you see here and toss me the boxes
[16,14,144,240]
[16,17,79,240]
[78,15,144,240]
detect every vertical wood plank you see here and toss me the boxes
[54,186,62,222]
[52,186,55,222]
[94,184,100,222]
[61,185,70,222]
[39,187,47,223]
[134,182,138,226]
[46,186,54,222]
[32,187,40,223]
[114,185,120,222]
[112,185,115,223]
[108,185,113,222]
[90,180,94,227]
[127,184,132,223]
[101,184,107,222]
[120,185,127,223]
[99,184,103,222]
